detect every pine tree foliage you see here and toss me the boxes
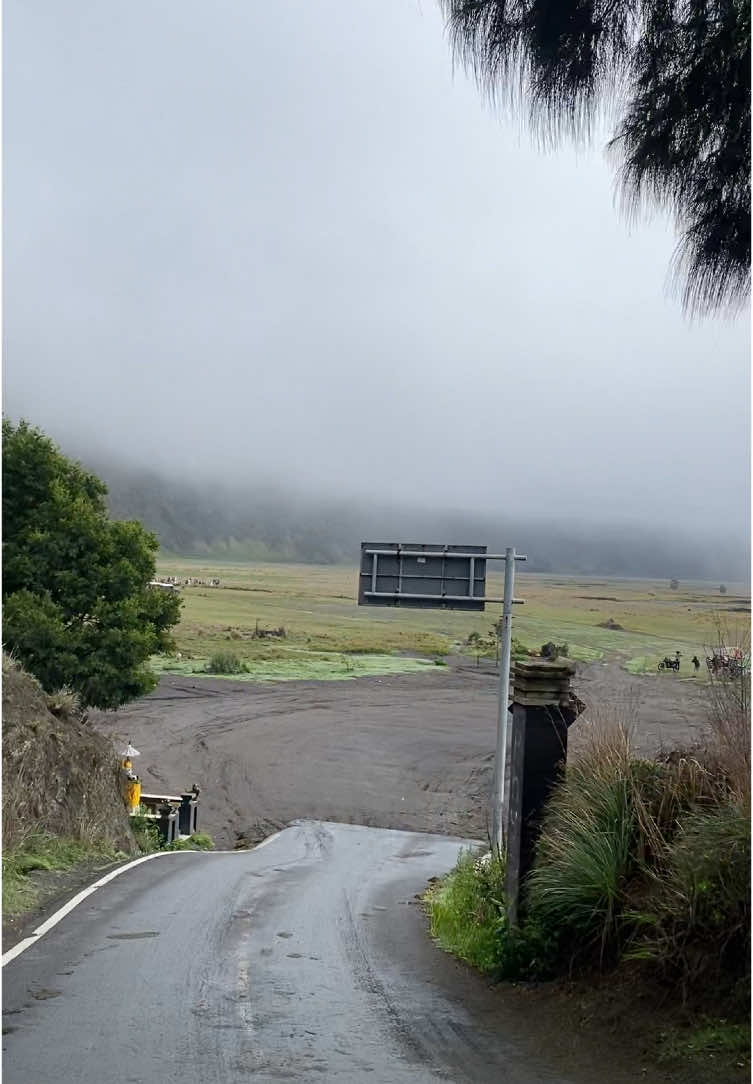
[440,0,750,315]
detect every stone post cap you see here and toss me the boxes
[513,658,576,679]
[512,657,581,710]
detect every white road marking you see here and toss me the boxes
[1,826,295,966]
[2,851,183,966]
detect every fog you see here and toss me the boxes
[3,0,750,566]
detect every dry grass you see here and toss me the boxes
[2,654,135,853]
[702,623,750,804]
[45,686,83,723]
[525,696,749,1000]
[156,558,744,670]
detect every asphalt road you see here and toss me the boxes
[3,821,584,1084]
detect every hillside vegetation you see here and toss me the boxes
[2,654,136,916]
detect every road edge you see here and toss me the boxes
[1,850,190,967]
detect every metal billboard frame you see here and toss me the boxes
[358,543,492,611]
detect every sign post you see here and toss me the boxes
[491,547,516,855]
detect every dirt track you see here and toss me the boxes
[93,659,709,849]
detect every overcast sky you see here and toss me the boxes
[3,0,750,544]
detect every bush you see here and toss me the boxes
[427,710,749,1013]
[628,803,750,1001]
[540,641,569,659]
[522,713,749,994]
[205,651,248,675]
[130,814,162,853]
[511,638,531,657]
[168,831,214,851]
[426,850,557,979]
[426,850,506,972]
[424,693,749,1014]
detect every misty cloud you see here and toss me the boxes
[3,0,750,554]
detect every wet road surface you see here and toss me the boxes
[2,821,588,1083]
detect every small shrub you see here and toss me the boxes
[426,850,557,979]
[46,686,83,722]
[205,651,248,675]
[628,803,750,1001]
[168,831,214,851]
[426,850,506,973]
[540,641,569,659]
[130,814,162,853]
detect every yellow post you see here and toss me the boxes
[121,745,142,813]
[124,778,142,813]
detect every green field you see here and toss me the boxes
[154,558,750,682]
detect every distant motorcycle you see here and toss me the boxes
[707,649,746,679]
[658,656,680,671]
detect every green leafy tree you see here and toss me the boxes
[2,419,181,708]
[440,0,750,315]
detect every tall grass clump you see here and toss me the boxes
[427,850,506,973]
[703,622,750,804]
[523,696,749,1003]
[427,696,749,1011]
[205,650,248,675]
[525,725,637,964]
[627,802,750,1001]
[426,850,557,979]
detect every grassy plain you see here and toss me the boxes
[154,558,749,682]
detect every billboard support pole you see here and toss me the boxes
[492,547,516,855]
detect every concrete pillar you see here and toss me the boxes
[179,793,199,836]
[505,659,584,927]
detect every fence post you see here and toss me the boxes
[179,791,199,836]
[156,803,178,845]
[505,658,584,927]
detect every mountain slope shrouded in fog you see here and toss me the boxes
[85,451,747,583]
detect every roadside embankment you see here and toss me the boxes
[2,654,137,933]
